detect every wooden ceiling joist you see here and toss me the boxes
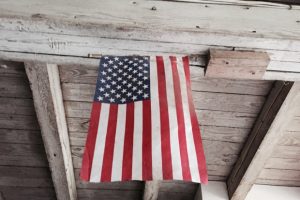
[227,81,300,200]
[143,181,160,200]
[25,63,77,200]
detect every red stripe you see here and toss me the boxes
[156,56,173,180]
[122,102,135,181]
[182,56,208,184]
[142,100,152,180]
[170,56,192,181]
[80,102,101,181]
[100,104,119,182]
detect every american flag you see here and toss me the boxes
[80,56,208,183]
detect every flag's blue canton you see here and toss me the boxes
[94,56,151,104]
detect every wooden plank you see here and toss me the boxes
[0,60,25,77]
[278,131,300,146]
[0,77,32,98]
[0,186,56,200]
[206,49,269,79]
[0,155,48,167]
[77,189,143,200]
[256,179,300,187]
[143,181,160,200]
[272,145,300,159]
[59,64,272,95]
[25,62,77,200]
[0,166,53,187]
[227,81,299,200]
[0,129,42,144]
[0,114,39,130]
[62,83,266,113]
[201,181,229,200]
[265,157,300,171]
[259,169,300,182]
[0,98,35,116]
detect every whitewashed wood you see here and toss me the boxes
[256,179,300,187]
[143,181,160,200]
[0,77,32,98]
[201,181,229,200]
[228,82,300,200]
[47,64,77,200]
[77,189,142,200]
[206,49,269,80]
[265,157,300,171]
[25,62,77,200]
[259,169,300,182]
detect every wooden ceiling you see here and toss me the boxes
[0,0,300,200]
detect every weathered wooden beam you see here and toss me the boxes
[206,49,270,80]
[227,81,300,200]
[143,181,160,200]
[194,185,202,200]
[25,63,77,200]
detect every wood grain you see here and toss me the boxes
[227,81,298,200]
[25,62,76,200]
[206,49,269,79]
[0,186,56,200]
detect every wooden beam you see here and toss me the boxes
[143,181,160,200]
[25,63,77,200]
[206,49,269,80]
[201,181,229,200]
[227,81,300,200]
[194,185,202,200]
[0,0,300,80]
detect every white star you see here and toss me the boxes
[128,67,133,71]
[143,85,148,89]
[124,65,128,69]
[97,96,103,101]
[137,90,143,95]
[127,83,132,88]
[143,93,149,98]
[113,65,118,69]
[111,89,116,94]
[138,81,143,85]
[107,76,111,80]
[117,85,122,89]
[109,98,115,102]
[143,57,148,60]
[104,56,109,59]
[108,60,113,64]
[121,89,127,93]
[105,84,111,89]
[134,57,138,60]
[114,57,119,61]
[102,63,108,67]
[138,73,143,77]
[143,63,148,67]
[118,61,123,65]
[132,96,137,100]
[124,58,129,62]
[129,60,133,64]
[100,79,106,83]
[99,87,104,92]
[121,98,126,103]
[117,77,122,81]
[123,72,128,76]
[104,92,110,97]
[122,80,127,85]
[143,70,148,73]
[132,78,137,82]
[139,59,143,63]
[143,76,148,80]
[111,81,116,85]
[118,69,123,73]
[133,63,138,66]
[112,73,117,77]
[127,75,132,79]
[132,86,137,91]
[138,66,143,70]
[108,68,112,72]
[101,71,107,75]
[133,70,137,74]
[116,94,121,98]
[127,92,132,97]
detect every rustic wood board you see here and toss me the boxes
[206,49,269,79]
[0,186,56,200]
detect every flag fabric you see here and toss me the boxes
[80,56,208,183]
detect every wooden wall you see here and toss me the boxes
[0,60,56,200]
[58,63,273,199]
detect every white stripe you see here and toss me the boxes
[177,58,200,182]
[132,101,143,180]
[164,56,182,180]
[150,57,162,179]
[89,103,110,182]
[110,104,127,181]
